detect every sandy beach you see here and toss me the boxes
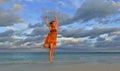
[0,63,120,71]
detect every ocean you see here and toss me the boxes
[0,52,120,65]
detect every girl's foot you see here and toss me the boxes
[49,60,52,64]
[49,57,52,64]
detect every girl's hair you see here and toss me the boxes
[50,21,56,25]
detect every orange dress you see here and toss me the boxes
[44,28,57,48]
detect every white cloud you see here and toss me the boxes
[112,31,120,35]
[0,0,13,3]
[104,38,112,42]
[70,0,85,8]
[14,4,23,12]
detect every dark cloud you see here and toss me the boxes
[59,0,120,25]
[59,27,120,38]
[0,29,15,37]
[97,13,120,24]
[14,35,44,46]
[0,29,18,43]
[113,36,120,41]
[74,0,119,21]
[96,37,105,41]
[0,37,16,42]
[26,27,48,36]
[28,23,44,28]
[0,8,23,27]
[58,13,72,26]
[95,36,120,48]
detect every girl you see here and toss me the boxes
[43,14,58,63]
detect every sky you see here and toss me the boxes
[0,0,120,52]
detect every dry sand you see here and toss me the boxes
[0,63,120,71]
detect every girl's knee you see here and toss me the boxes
[44,42,50,48]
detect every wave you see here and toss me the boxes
[0,61,50,65]
[0,59,98,65]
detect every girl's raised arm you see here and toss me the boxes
[54,14,58,27]
[45,16,51,30]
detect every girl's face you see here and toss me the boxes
[51,21,56,27]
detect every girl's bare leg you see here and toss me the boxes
[49,43,55,63]
[51,45,55,59]
[49,46,52,63]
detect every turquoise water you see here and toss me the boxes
[0,52,120,64]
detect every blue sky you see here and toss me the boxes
[0,0,120,52]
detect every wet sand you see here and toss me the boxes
[0,63,120,71]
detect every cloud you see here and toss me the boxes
[0,8,23,27]
[26,27,49,36]
[17,0,34,2]
[70,0,84,8]
[0,0,13,4]
[58,0,120,26]
[104,38,112,42]
[14,4,23,12]
[13,35,44,48]
[0,29,16,42]
[57,1,65,7]
[95,36,120,48]
[59,37,81,44]
[0,34,44,48]
[56,37,94,52]
[5,22,48,48]
[0,37,16,42]
[57,0,75,10]
[58,13,72,26]
[112,31,120,35]
[74,0,120,21]
[0,29,15,37]
[25,23,47,36]
[28,23,44,28]
[0,0,120,52]
[57,34,120,52]
[60,0,120,25]
[25,0,33,2]
[59,26,120,38]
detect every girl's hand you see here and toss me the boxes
[54,13,58,18]
[45,16,48,24]
[46,16,48,18]
[46,16,48,19]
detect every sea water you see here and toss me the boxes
[0,52,120,65]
